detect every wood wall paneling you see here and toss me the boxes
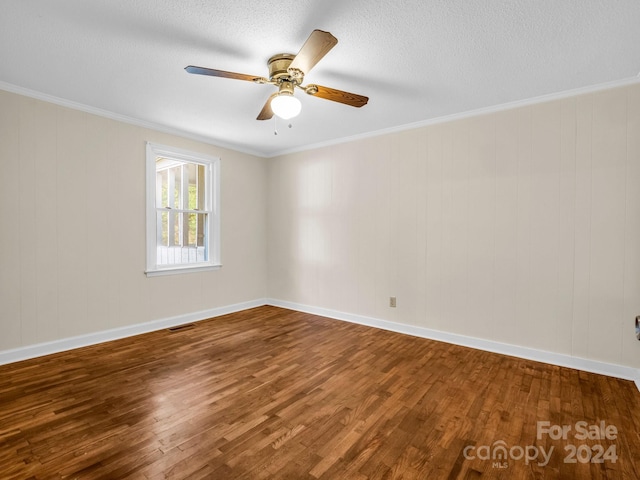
[267,83,640,370]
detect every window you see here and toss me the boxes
[145,142,220,276]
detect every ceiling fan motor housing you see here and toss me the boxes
[268,53,302,84]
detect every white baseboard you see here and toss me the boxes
[0,298,267,366]
[4,297,639,393]
[267,298,640,390]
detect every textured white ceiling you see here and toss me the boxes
[1,0,639,157]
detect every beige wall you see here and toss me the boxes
[267,83,640,369]
[0,90,267,351]
[3,83,639,370]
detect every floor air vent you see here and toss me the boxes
[167,323,196,332]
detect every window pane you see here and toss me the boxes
[156,210,208,265]
[171,165,182,209]
[197,212,206,248]
[198,164,205,210]
[156,162,207,210]
[186,212,208,248]
[187,212,196,246]
[156,169,168,208]
[157,211,169,246]
[186,163,197,210]
[172,210,181,246]
[181,212,205,248]
[157,210,182,247]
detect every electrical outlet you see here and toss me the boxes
[390,296,396,308]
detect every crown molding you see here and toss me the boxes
[3,76,640,160]
[268,76,640,158]
[0,80,266,158]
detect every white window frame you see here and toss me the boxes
[145,142,221,277]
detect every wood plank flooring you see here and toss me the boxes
[1,305,639,479]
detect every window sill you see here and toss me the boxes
[145,264,222,277]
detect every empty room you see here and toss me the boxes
[1,1,640,479]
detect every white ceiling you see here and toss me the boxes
[1,0,639,157]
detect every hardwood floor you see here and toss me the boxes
[1,305,639,479]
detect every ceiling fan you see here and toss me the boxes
[185,30,368,121]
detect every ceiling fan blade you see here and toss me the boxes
[288,30,338,76]
[306,85,368,108]
[257,93,277,120]
[185,66,262,82]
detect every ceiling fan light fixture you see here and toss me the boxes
[185,30,368,122]
[271,93,302,119]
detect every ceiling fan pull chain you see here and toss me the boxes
[273,116,278,135]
